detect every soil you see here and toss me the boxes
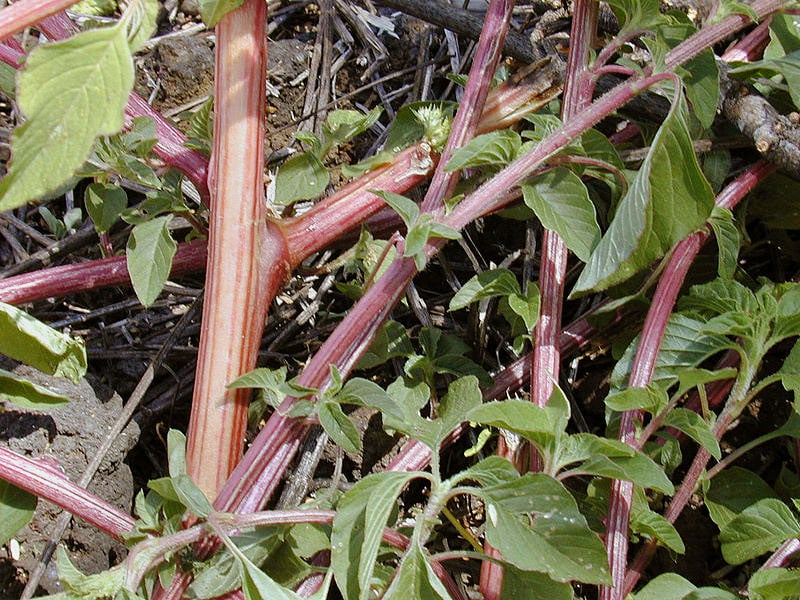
[1,0,799,598]
[0,359,138,595]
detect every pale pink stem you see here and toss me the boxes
[185,0,276,498]
[0,0,79,41]
[0,447,135,538]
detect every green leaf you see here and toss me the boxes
[0,368,71,408]
[634,573,696,600]
[373,190,419,229]
[605,384,668,414]
[0,302,87,383]
[731,50,800,110]
[126,215,177,307]
[318,401,361,454]
[57,546,125,599]
[454,455,521,488]
[228,366,291,408]
[446,130,521,171]
[675,366,738,397]
[719,498,800,564]
[0,24,133,211]
[500,564,573,600]
[573,94,715,294]
[662,408,721,459]
[481,473,610,584]
[779,340,800,400]
[188,529,285,599]
[331,471,418,600]
[437,376,482,437]
[709,207,740,280]
[0,480,36,547]
[522,168,601,262]
[321,108,382,154]
[85,183,127,234]
[274,152,329,206]
[466,399,557,451]
[611,314,730,393]
[384,101,456,153]
[217,530,302,600]
[765,14,800,59]
[356,320,414,370]
[705,467,778,530]
[199,0,244,27]
[662,23,719,129]
[382,540,450,599]
[508,284,541,331]
[749,568,800,600]
[682,278,761,318]
[605,0,666,32]
[167,429,213,517]
[559,434,674,493]
[449,269,521,311]
[120,0,158,52]
[774,285,800,341]
[631,505,685,553]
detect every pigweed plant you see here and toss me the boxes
[0,0,800,597]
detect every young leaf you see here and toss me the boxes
[373,190,419,229]
[719,498,800,564]
[605,384,668,414]
[228,366,292,408]
[481,473,610,584]
[217,530,302,600]
[126,215,177,307]
[0,24,134,211]
[661,408,721,459]
[331,471,419,600]
[356,320,414,370]
[445,130,522,171]
[384,101,456,153]
[675,366,738,398]
[56,546,125,599]
[274,152,329,206]
[522,168,601,262]
[166,430,213,517]
[558,434,674,494]
[0,302,87,383]
[0,368,71,408]
[321,108,382,154]
[709,206,741,279]
[437,376,482,437]
[508,284,541,331]
[573,94,715,294]
[0,480,36,547]
[454,455,521,488]
[611,314,730,393]
[631,505,685,554]
[199,0,245,27]
[661,23,719,129]
[449,269,521,311]
[605,0,666,32]
[466,399,555,446]
[120,0,159,52]
[317,401,361,454]
[381,540,450,599]
[85,183,128,234]
[765,13,800,59]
